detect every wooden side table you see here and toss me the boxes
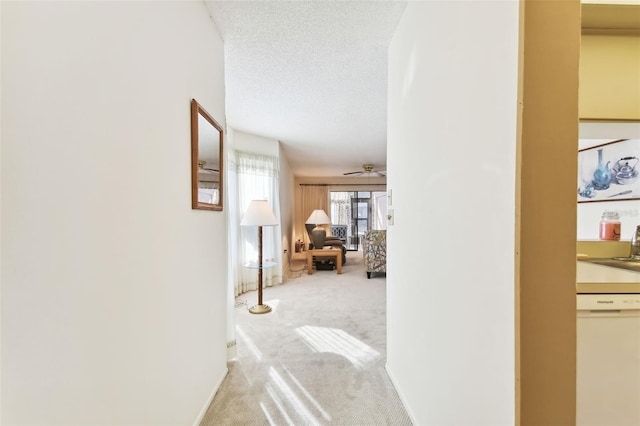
[306,248,343,274]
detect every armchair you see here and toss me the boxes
[330,225,348,244]
[362,230,386,278]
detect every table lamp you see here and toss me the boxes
[240,200,278,314]
[306,209,331,249]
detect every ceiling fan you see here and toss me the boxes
[343,163,386,177]
[198,160,219,174]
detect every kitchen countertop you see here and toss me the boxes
[577,260,640,293]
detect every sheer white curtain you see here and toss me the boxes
[228,149,282,296]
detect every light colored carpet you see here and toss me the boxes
[200,251,412,426]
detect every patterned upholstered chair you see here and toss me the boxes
[362,230,386,278]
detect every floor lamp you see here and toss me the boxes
[240,200,278,314]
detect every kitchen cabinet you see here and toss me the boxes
[579,3,640,120]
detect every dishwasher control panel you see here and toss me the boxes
[577,294,640,310]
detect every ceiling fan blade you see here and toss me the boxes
[200,168,219,173]
[375,171,386,177]
[343,171,363,176]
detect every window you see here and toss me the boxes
[330,191,387,250]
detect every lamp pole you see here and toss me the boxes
[257,225,264,306]
[240,199,277,314]
[249,224,271,314]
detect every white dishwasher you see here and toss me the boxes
[577,294,640,426]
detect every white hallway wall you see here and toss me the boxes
[386,1,518,424]
[1,1,228,424]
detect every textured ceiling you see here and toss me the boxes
[205,1,407,177]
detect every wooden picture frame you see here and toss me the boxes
[191,99,224,211]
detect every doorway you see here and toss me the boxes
[330,191,387,250]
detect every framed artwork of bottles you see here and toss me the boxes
[578,138,640,203]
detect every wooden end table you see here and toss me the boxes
[306,248,343,274]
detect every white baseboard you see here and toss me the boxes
[385,362,418,426]
[193,367,228,426]
[227,339,237,360]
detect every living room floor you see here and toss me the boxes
[200,251,410,425]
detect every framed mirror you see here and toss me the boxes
[191,98,224,211]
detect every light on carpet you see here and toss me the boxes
[295,325,380,369]
[235,325,262,362]
[265,383,296,425]
[282,365,331,421]
[267,367,321,425]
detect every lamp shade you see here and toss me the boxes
[305,209,331,225]
[240,200,278,227]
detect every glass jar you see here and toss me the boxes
[599,211,621,241]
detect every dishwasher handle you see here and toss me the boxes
[577,309,640,318]
[584,309,622,315]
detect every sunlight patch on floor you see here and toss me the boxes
[263,384,296,426]
[236,324,262,362]
[260,365,329,426]
[268,366,322,425]
[295,325,380,369]
[281,364,331,421]
[259,401,278,426]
